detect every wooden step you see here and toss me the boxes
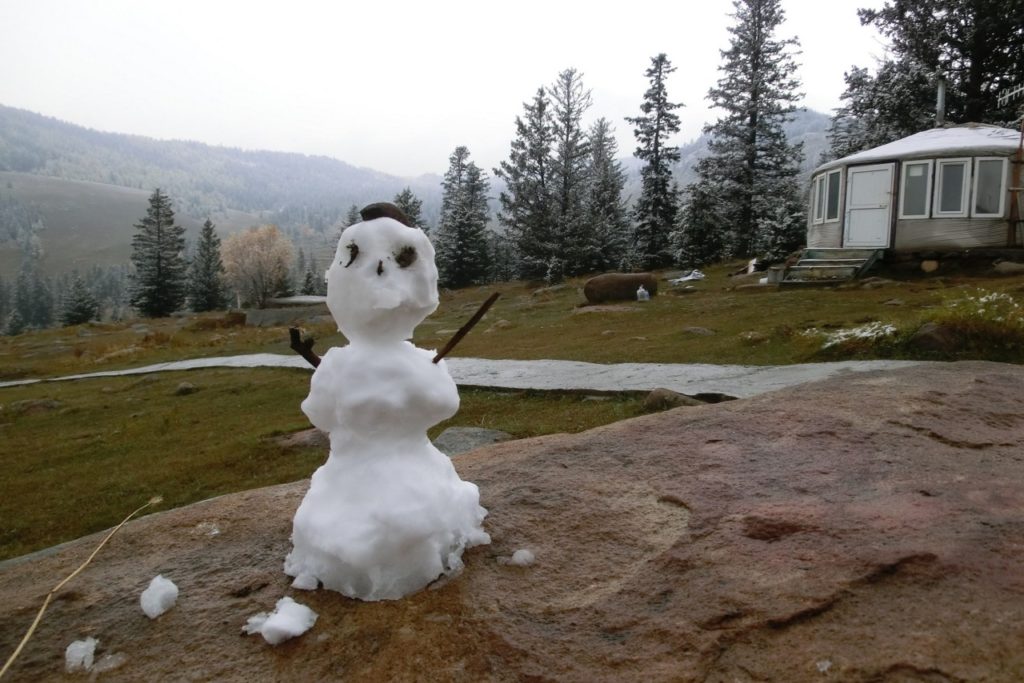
[803,248,881,260]
[785,264,859,280]
[797,258,870,267]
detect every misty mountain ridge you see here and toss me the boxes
[0,104,830,276]
[0,104,444,231]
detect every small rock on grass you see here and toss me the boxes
[434,427,512,457]
[643,388,705,412]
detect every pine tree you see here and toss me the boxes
[129,188,187,317]
[585,118,630,272]
[5,308,26,336]
[626,54,683,270]
[187,219,227,312]
[549,68,593,275]
[12,248,53,329]
[684,0,805,261]
[486,229,519,283]
[435,147,492,288]
[393,187,426,232]
[60,276,100,326]
[828,0,1024,156]
[300,269,318,295]
[345,204,361,227]
[674,183,728,267]
[495,88,557,280]
[826,60,934,159]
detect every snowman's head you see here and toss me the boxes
[325,204,438,342]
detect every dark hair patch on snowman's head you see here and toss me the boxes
[360,202,415,227]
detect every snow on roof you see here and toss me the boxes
[815,124,1021,173]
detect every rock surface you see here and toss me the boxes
[433,427,513,457]
[2,361,1023,681]
[642,387,705,411]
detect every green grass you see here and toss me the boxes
[0,368,643,560]
[2,263,1024,560]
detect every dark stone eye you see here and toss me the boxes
[395,245,417,268]
[344,242,358,267]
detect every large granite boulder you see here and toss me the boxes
[2,361,1023,681]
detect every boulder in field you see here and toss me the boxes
[583,273,658,304]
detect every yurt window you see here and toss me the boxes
[972,157,1008,217]
[812,174,826,222]
[812,171,841,224]
[825,170,841,221]
[898,160,933,219]
[934,158,970,217]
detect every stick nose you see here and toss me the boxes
[377,259,384,276]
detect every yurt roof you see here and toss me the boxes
[815,123,1021,174]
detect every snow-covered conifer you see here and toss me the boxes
[685,0,804,261]
[60,275,99,325]
[435,147,491,288]
[626,53,683,270]
[549,68,593,276]
[495,88,557,280]
[393,187,426,233]
[585,118,630,272]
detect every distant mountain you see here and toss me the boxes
[0,105,443,231]
[0,104,831,276]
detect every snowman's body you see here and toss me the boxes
[284,215,489,601]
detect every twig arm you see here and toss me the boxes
[289,328,321,368]
[433,293,500,364]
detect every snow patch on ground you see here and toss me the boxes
[140,574,178,619]
[64,637,97,673]
[498,548,536,566]
[243,597,318,645]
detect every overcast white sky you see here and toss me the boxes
[0,0,887,178]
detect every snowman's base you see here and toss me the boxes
[284,439,490,601]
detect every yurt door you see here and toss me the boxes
[843,163,894,247]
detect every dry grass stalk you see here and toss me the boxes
[0,496,163,680]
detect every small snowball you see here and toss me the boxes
[509,549,535,566]
[140,574,178,619]
[243,597,317,645]
[64,637,97,673]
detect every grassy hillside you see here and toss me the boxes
[0,171,263,275]
[0,104,443,230]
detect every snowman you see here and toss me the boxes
[284,203,490,601]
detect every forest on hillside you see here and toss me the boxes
[0,105,442,231]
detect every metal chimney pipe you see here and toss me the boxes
[936,71,946,126]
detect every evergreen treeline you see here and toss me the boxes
[2,256,132,335]
[827,0,1024,158]
[495,69,630,283]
